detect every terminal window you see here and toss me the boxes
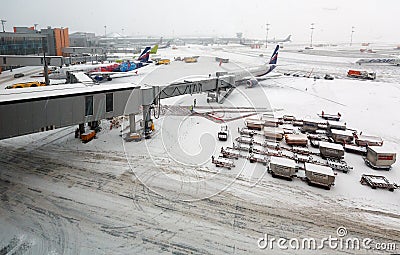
[85,96,93,116]
[106,93,113,112]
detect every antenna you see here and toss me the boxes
[0,19,7,32]
[310,23,315,48]
[265,23,270,48]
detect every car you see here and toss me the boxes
[13,73,25,78]
[324,74,334,80]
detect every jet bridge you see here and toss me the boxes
[0,74,236,140]
[141,74,235,137]
[0,55,107,67]
[0,83,141,140]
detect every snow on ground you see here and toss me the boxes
[0,44,399,254]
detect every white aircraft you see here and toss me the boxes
[356,57,400,66]
[234,45,280,88]
[267,35,292,43]
[48,63,114,79]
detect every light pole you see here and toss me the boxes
[310,23,315,48]
[42,37,50,85]
[1,19,7,32]
[265,23,270,48]
[350,26,355,46]
[104,25,107,37]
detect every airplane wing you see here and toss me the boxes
[88,70,139,81]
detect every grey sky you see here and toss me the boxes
[1,0,399,43]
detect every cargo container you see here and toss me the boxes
[239,127,257,137]
[330,129,354,144]
[292,146,311,155]
[305,163,336,189]
[327,158,352,173]
[327,121,346,131]
[285,134,308,146]
[248,153,269,165]
[263,127,284,141]
[245,118,264,130]
[364,146,396,170]
[282,115,296,121]
[302,119,323,133]
[343,144,367,155]
[235,136,254,144]
[263,117,282,127]
[319,141,344,159]
[268,156,297,180]
[212,156,235,169]
[355,135,383,147]
[220,147,240,159]
[233,143,252,152]
[294,154,313,163]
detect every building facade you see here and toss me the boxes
[0,26,69,56]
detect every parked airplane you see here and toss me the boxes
[267,35,291,43]
[234,45,280,87]
[50,47,152,81]
[356,57,400,66]
[89,47,152,82]
[150,44,158,54]
[159,41,171,49]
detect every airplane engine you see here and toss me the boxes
[246,79,258,88]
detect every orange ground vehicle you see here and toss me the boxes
[347,70,376,80]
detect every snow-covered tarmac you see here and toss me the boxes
[0,44,399,254]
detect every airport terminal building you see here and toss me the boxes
[0,26,69,56]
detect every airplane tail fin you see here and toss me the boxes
[285,35,292,42]
[150,44,158,54]
[138,46,151,61]
[268,45,279,65]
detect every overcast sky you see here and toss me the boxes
[1,0,399,43]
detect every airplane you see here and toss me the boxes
[87,47,153,82]
[150,44,158,54]
[49,47,153,80]
[234,45,280,88]
[159,41,171,49]
[355,57,400,66]
[267,35,291,43]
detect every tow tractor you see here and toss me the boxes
[218,125,229,141]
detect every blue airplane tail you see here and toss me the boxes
[138,46,151,62]
[269,45,279,65]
